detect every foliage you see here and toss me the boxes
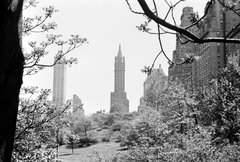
[144,81,198,129]
[122,111,139,121]
[110,61,240,161]
[204,58,240,144]
[110,127,240,162]
[13,87,71,161]
[72,116,95,142]
[101,137,110,142]
[12,148,56,162]
[23,0,87,75]
[92,113,108,128]
[110,103,128,113]
[65,134,78,154]
[11,0,88,160]
[103,113,121,127]
[119,108,163,149]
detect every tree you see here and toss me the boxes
[12,87,71,161]
[127,0,240,144]
[117,78,240,161]
[92,113,107,128]
[73,117,94,142]
[65,134,78,154]
[0,0,86,160]
[0,1,24,161]
[110,103,127,113]
[22,0,87,75]
[207,57,240,144]
[103,113,121,127]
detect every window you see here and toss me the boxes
[217,43,220,52]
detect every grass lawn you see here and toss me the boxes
[55,127,128,161]
[57,142,121,162]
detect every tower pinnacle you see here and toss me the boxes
[117,44,123,57]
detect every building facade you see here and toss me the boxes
[110,45,129,112]
[168,7,198,85]
[143,64,168,97]
[168,1,240,90]
[228,27,240,63]
[138,65,168,112]
[192,0,237,89]
[52,55,67,105]
[227,1,240,64]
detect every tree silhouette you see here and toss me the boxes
[0,0,24,161]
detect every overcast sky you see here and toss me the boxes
[22,0,208,115]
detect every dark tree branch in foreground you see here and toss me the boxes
[137,0,240,44]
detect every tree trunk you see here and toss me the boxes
[0,0,24,161]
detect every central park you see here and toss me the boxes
[1,0,240,162]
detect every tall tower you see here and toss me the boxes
[52,55,67,105]
[110,45,129,113]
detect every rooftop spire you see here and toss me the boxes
[117,44,123,57]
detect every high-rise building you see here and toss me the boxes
[52,55,67,105]
[192,0,237,89]
[168,1,239,90]
[110,45,129,112]
[72,94,84,118]
[168,7,198,86]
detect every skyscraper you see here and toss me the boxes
[168,7,198,85]
[110,45,129,112]
[52,55,67,105]
[192,0,236,89]
[72,94,84,118]
[168,1,239,90]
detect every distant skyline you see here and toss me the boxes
[22,0,208,115]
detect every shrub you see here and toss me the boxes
[101,137,110,142]
[111,122,122,131]
[115,135,121,143]
[97,127,102,131]
[12,147,55,162]
[90,138,99,144]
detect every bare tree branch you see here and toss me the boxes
[125,0,145,15]
[185,0,214,30]
[137,0,240,44]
